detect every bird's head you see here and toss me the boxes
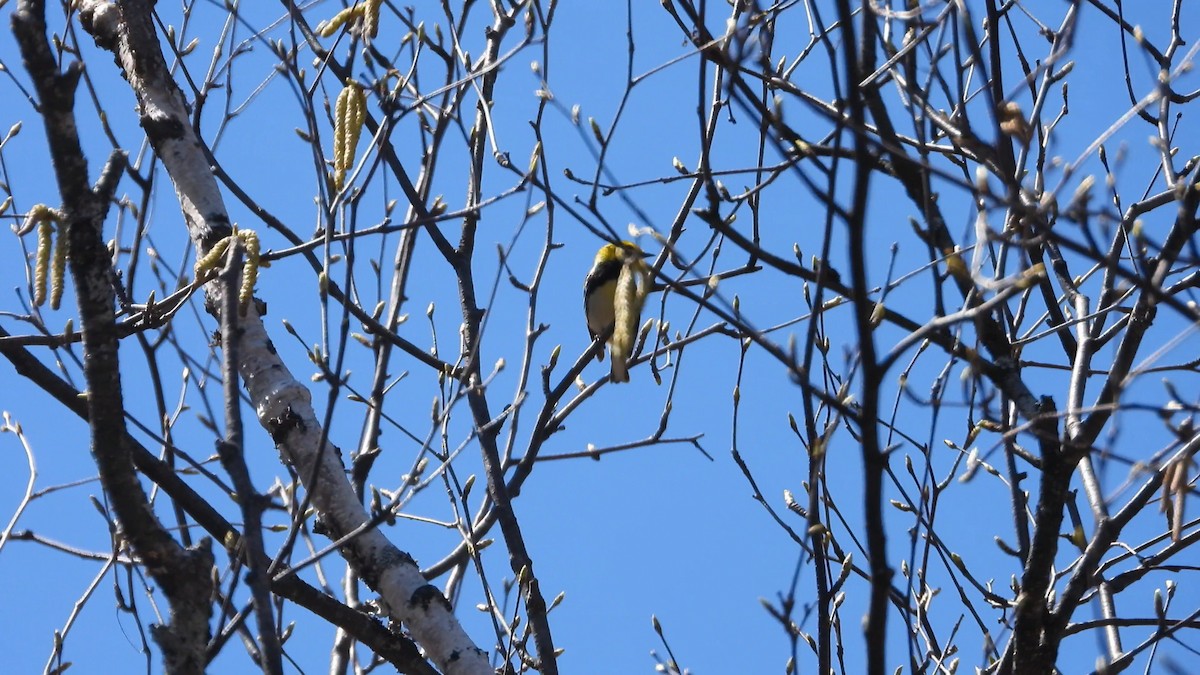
[595,240,648,265]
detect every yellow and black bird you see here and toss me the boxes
[583,241,651,383]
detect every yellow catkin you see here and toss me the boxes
[333,81,366,191]
[191,230,263,314]
[363,0,383,39]
[346,83,365,151]
[333,86,351,190]
[318,5,360,38]
[194,237,232,278]
[19,203,59,235]
[33,221,52,307]
[50,223,68,309]
[238,230,260,314]
[609,246,650,383]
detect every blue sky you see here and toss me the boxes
[3,1,1200,673]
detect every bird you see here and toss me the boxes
[583,241,651,383]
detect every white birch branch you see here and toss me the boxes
[75,2,491,672]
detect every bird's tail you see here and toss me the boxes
[609,354,630,383]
